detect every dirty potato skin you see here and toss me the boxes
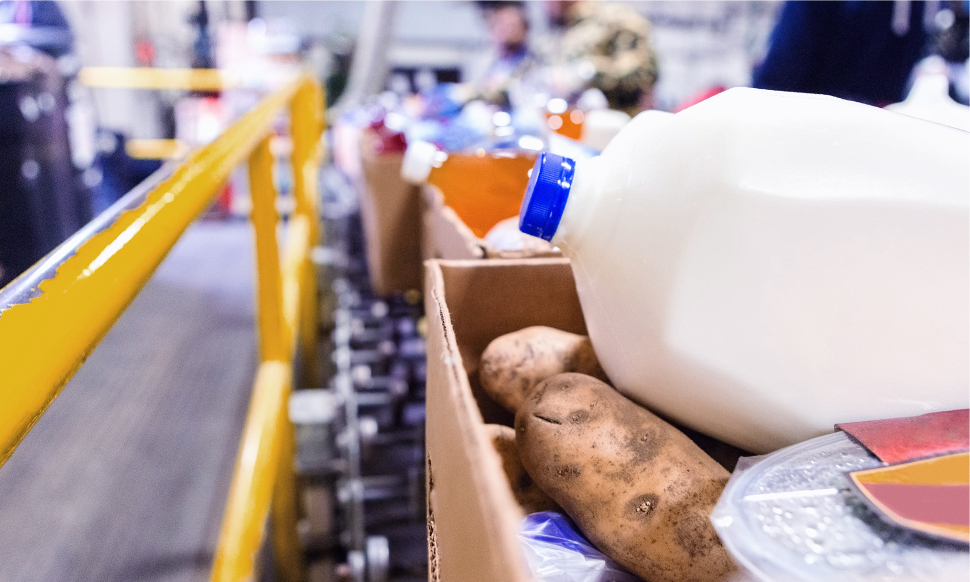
[479,326,608,414]
[515,373,735,582]
[484,424,562,514]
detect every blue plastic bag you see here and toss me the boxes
[519,512,645,582]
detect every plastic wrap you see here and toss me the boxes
[711,432,970,581]
[519,511,643,582]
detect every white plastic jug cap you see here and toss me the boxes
[580,109,631,151]
[401,140,442,184]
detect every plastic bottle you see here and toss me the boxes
[579,109,631,151]
[546,107,585,140]
[519,88,969,453]
[544,97,587,141]
[367,115,408,155]
[886,56,970,132]
[402,141,537,238]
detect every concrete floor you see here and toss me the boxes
[0,220,258,582]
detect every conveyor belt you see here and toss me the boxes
[0,220,257,582]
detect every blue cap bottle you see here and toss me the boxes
[519,153,576,241]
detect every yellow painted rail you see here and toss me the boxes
[79,66,239,90]
[0,74,325,582]
[125,138,190,160]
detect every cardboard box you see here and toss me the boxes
[422,184,561,261]
[357,130,424,295]
[424,258,745,582]
[424,258,586,582]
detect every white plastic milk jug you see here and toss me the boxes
[518,88,969,453]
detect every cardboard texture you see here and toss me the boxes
[357,130,424,295]
[424,258,587,582]
[422,185,562,261]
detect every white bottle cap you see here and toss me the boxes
[580,109,631,151]
[400,140,443,184]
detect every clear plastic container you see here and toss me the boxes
[519,88,970,453]
[711,432,969,581]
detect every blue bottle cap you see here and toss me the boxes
[519,153,576,241]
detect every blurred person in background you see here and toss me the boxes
[929,0,969,104]
[472,1,536,109]
[540,0,659,115]
[0,0,73,57]
[753,1,935,106]
[409,1,534,124]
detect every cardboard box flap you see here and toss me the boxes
[422,185,562,262]
[426,260,533,582]
[423,186,485,260]
[438,259,586,424]
[424,258,584,582]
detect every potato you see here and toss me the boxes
[479,326,607,413]
[483,424,562,515]
[516,373,735,582]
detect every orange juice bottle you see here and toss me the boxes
[402,142,537,238]
[545,108,585,141]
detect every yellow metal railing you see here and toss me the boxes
[125,138,191,160]
[0,73,325,582]
[79,66,240,91]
